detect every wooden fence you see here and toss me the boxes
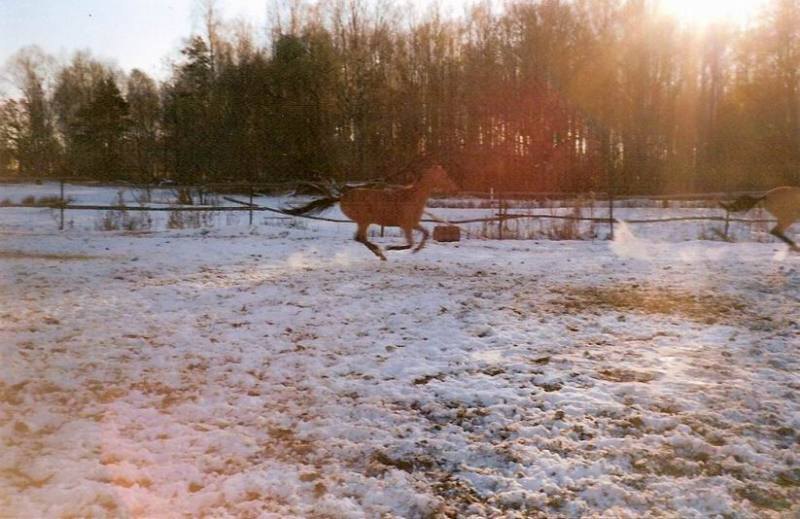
[0,179,774,238]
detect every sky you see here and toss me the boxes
[0,0,471,85]
[0,0,766,88]
[0,0,269,80]
[655,0,767,27]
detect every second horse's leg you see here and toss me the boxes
[412,225,430,253]
[387,227,414,251]
[355,223,387,260]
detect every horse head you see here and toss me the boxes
[421,164,459,193]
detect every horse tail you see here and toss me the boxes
[283,195,340,216]
[283,179,343,216]
[720,194,764,213]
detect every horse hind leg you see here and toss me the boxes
[412,225,430,253]
[387,227,414,251]
[769,221,799,251]
[355,224,387,260]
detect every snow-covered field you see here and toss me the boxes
[1,184,799,518]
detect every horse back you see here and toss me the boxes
[340,186,422,227]
[764,186,800,221]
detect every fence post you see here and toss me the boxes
[723,208,731,239]
[498,194,505,240]
[608,190,614,241]
[249,186,254,226]
[59,179,65,231]
[602,126,615,241]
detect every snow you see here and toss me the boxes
[0,183,799,517]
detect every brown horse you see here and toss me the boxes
[284,165,458,260]
[722,186,800,251]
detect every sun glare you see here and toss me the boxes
[657,0,767,26]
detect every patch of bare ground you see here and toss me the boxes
[0,250,98,261]
[595,368,658,383]
[553,284,749,324]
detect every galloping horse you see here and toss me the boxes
[284,165,458,260]
[721,186,800,251]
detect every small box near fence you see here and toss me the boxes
[433,225,460,242]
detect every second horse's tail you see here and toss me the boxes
[720,194,764,213]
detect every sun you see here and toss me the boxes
[656,0,767,26]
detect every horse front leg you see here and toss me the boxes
[412,225,429,253]
[387,227,414,251]
[355,223,387,260]
[770,223,800,251]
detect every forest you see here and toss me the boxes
[1,0,800,194]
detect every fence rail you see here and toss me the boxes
[0,201,776,229]
[0,180,776,237]
[0,176,768,199]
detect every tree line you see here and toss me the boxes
[1,0,800,194]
